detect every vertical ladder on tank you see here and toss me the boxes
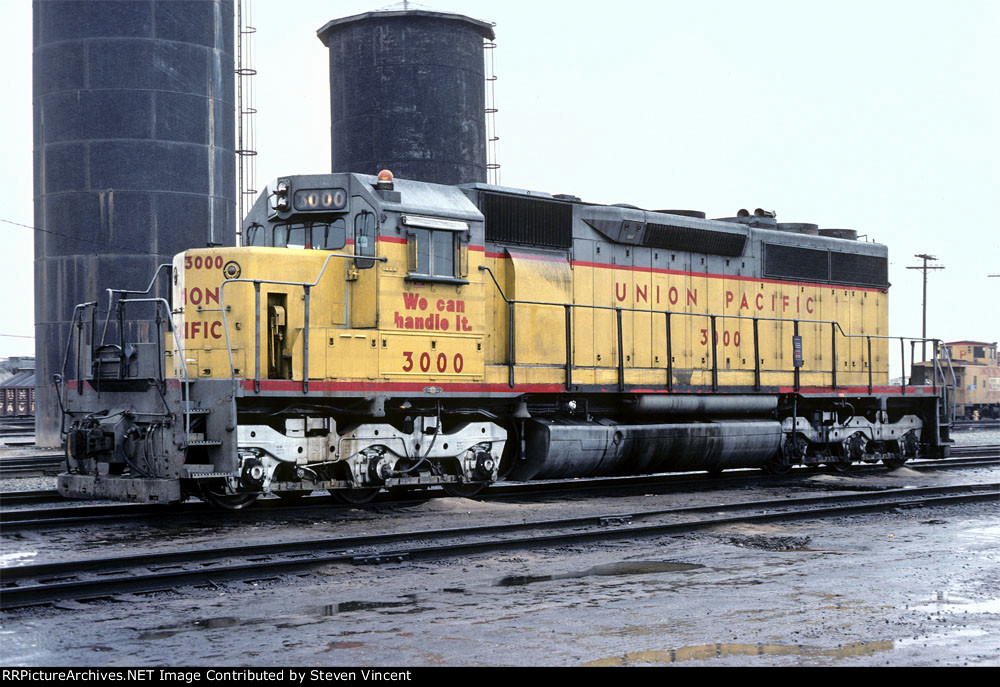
[484,27,501,186]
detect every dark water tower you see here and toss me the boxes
[317,8,495,186]
[33,0,236,446]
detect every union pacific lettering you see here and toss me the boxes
[613,283,820,315]
[182,287,220,306]
[183,253,225,340]
[616,283,698,307]
[184,320,224,340]
[724,289,816,315]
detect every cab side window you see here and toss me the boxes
[410,228,456,278]
[245,224,266,246]
[354,211,376,269]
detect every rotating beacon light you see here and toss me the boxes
[376,169,395,191]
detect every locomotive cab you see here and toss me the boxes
[170,172,500,506]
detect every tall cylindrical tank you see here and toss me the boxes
[317,9,495,186]
[33,0,236,446]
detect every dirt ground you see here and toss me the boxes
[2,459,998,667]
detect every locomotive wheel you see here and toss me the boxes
[761,458,792,475]
[442,481,488,498]
[203,491,260,511]
[882,456,907,470]
[824,461,852,474]
[333,488,381,505]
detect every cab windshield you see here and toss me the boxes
[273,220,347,250]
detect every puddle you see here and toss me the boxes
[958,524,1000,545]
[321,594,424,615]
[585,640,894,665]
[138,598,427,641]
[896,628,991,648]
[322,641,366,651]
[724,535,812,551]
[327,601,414,613]
[138,630,180,641]
[193,617,241,629]
[139,615,267,640]
[0,551,37,567]
[913,595,1000,614]
[497,560,703,587]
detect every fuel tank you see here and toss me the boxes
[509,419,783,480]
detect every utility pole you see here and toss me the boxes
[907,254,945,362]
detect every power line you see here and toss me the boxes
[1,217,152,255]
[906,254,946,362]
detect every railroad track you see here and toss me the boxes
[0,454,63,477]
[2,451,998,527]
[953,420,1000,431]
[0,420,34,433]
[2,444,995,484]
[949,444,1000,457]
[1,482,996,610]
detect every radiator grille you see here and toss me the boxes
[830,251,889,287]
[643,223,747,256]
[764,244,830,281]
[764,243,888,287]
[481,192,573,249]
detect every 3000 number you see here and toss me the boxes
[402,352,465,374]
[699,329,742,347]
[185,255,225,270]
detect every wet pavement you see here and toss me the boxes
[0,471,1000,666]
[2,460,998,667]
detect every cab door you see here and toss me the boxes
[350,198,379,329]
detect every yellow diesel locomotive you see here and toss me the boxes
[57,171,953,506]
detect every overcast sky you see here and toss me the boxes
[2,0,997,365]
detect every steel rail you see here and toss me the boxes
[2,451,998,525]
[2,483,996,609]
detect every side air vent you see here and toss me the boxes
[764,244,829,281]
[764,243,888,288]
[830,251,888,287]
[643,224,747,257]
[481,192,573,249]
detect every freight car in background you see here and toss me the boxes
[55,172,955,507]
[0,358,35,419]
[913,342,1000,420]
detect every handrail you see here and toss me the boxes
[59,301,98,396]
[219,252,388,395]
[479,265,942,393]
[58,295,189,439]
[55,301,99,438]
[99,263,173,347]
[118,297,191,438]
